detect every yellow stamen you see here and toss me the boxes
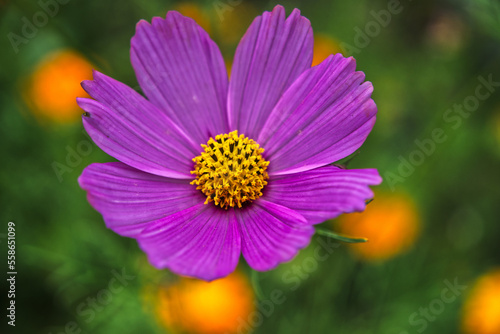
[190,130,269,210]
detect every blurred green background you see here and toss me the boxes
[1,0,500,333]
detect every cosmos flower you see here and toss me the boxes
[78,5,381,281]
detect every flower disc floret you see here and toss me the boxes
[191,130,270,209]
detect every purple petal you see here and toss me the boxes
[258,54,377,175]
[236,199,314,271]
[138,204,240,281]
[131,11,229,145]
[78,71,199,179]
[78,162,203,237]
[264,166,382,225]
[228,5,313,139]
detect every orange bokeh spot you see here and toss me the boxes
[154,272,254,334]
[226,60,232,78]
[214,2,259,45]
[174,2,211,34]
[337,192,420,261]
[26,50,94,123]
[312,34,341,67]
[462,269,500,334]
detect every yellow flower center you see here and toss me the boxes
[190,130,269,209]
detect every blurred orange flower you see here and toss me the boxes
[173,2,255,75]
[462,269,500,334]
[226,59,233,78]
[25,50,94,124]
[312,34,341,67]
[336,192,420,261]
[174,2,211,34]
[152,271,254,334]
[213,2,259,45]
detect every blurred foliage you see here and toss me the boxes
[1,0,500,333]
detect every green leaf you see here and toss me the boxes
[315,228,368,243]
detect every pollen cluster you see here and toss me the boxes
[191,131,270,209]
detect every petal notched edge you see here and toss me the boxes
[130,11,229,145]
[228,5,313,140]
